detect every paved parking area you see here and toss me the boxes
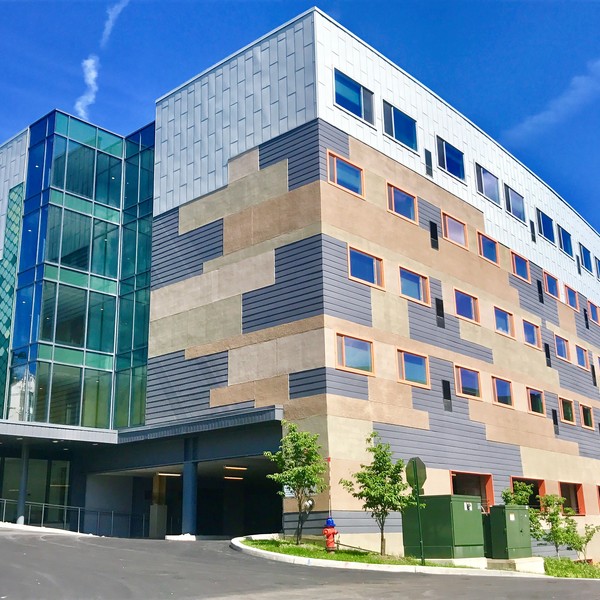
[0,527,598,599]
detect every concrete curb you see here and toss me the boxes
[230,535,550,578]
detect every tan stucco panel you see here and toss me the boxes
[422,468,453,496]
[228,148,259,182]
[210,374,289,408]
[520,446,600,483]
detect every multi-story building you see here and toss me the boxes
[1,8,599,554]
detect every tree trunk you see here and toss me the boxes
[380,528,385,556]
[295,499,303,544]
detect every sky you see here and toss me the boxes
[1,0,600,230]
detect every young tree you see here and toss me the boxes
[264,421,327,545]
[567,524,600,562]
[340,432,416,555]
[501,481,541,536]
[536,494,578,558]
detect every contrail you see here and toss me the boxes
[74,55,99,120]
[74,0,131,119]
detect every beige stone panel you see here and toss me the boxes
[338,532,404,556]
[362,170,388,212]
[223,181,322,255]
[556,300,578,336]
[520,447,600,483]
[186,315,325,359]
[583,486,600,516]
[282,395,328,421]
[228,148,259,182]
[332,458,373,510]
[179,161,288,233]
[228,329,325,385]
[254,375,289,407]
[368,378,414,409]
[372,292,409,337]
[423,468,453,496]
[373,340,398,381]
[148,295,241,357]
[582,517,600,560]
[543,481,561,495]
[150,251,275,322]
[369,403,429,429]
[210,382,254,407]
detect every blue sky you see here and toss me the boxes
[1,0,600,230]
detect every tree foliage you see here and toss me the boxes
[501,481,541,535]
[264,420,327,544]
[535,495,578,557]
[340,432,416,555]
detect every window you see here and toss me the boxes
[452,472,494,511]
[544,272,560,299]
[560,397,575,424]
[505,185,526,223]
[328,152,363,196]
[564,285,579,311]
[475,164,500,204]
[399,267,429,304]
[527,388,545,415]
[511,252,530,282]
[387,185,417,222]
[523,320,541,348]
[589,301,600,325]
[580,243,593,273]
[349,247,383,287]
[493,377,513,406]
[511,478,545,509]
[559,482,584,515]
[443,213,467,248]
[478,233,499,264]
[536,209,555,243]
[336,334,373,374]
[557,225,573,257]
[436,137,465,180]
[334,69,374,124]
[581,404,594,430]
[494,307,514,337]
[555,335,570,361]
[596,257,600,278]
[575,345,589,370]
[398,351,429,387]
[455,366,481,398]
[383,101,417,150]
[455,290,479,322]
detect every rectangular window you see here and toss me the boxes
[560,398,575,424]
[455,366,481,398]
[387,185,417,222]
[494,307,514,337]
[349,247,383,288]
[493,377,513,406]
[398,350,429,387]
[596,257,600,278]
[455,290,479,322]
[336,334,373,374]
[505,185,526,223]
[436,137,465,180]
[443,213,467,248]
[544,272,560,299]
[334,69,374,124]
[399,267,430,304]
[523,320,541,348]
[589,301,600,325]
[555,335,570,361]
[536,209,555,243]
[560,482,584,515]
[557,225,573,257]
[475,164,500,204]
[575,345,589,370]
[512,478,545,509]
[478,233,499,264]
[383,101,417,150]
[527,388,545,415]
[328,152,363,196]
[564,285,579,311]
[580,243,593,273]
[511,252,530,282]
[580,405,594,430]
[451,472,494,512]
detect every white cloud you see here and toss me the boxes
[502,58,600,145]
[101,0,131,48]
[74,55,100,120]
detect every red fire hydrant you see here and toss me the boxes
[322,517,338,553]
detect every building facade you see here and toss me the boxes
[0,8,599,554]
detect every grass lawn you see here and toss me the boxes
[242,538,451,566]
[544,557,600,579]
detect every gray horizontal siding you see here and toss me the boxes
[575,292,600,350]
[532,539,576,559]
[258,118,349,190]
[509,263,559,326]
[289,367,369,400]
[151,209,223,290]
[242,234,371,332]
[417,197,442,233]
[376,357,523,502]
[145,350,251,425]
[408,278,494,363]
[283,510,402,536]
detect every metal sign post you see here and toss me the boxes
[406,456,427,566]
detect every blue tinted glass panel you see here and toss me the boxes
[13,286,34,348]
[91,220,119,279]
[65,140,95,199]
[545,274,559,297]
[513,255,529,280]
[82,369,111,428]
[455,290,476,320]
[459,368,480,397]
[580,244,593,272]
[555,336,568,359]
[537,210,555,243]
[350,249,377,284]
[340,336,372,372]
[439,139,464,180]
[558,226,573,256]
[19,211,39,271]
[40,281,56,342]
[87,292,116,353]
[334,158,362,195]
[523,321,538,346]
[95,152,122,207]
[402,353,427,385]
[576,346,587,367]
[55,285,87,347]
[335,70,362,118]
[29,118,47,146]
[389,187,415,221]
[566,287,578,309]
[49,364,81,425]
[50,136,67,189]
[400,268,423,301]
[494,308,511,335]
[392,107,417,150]
[506,187,526,222]
[26,143,45,199]
[476,165,500,204]
[69,119,96,147]
[494,379,512,405]
[61,210,91,271]
[479,235,498,263]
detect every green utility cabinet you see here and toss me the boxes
[487,505,532,559]
[403,495,485,559]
